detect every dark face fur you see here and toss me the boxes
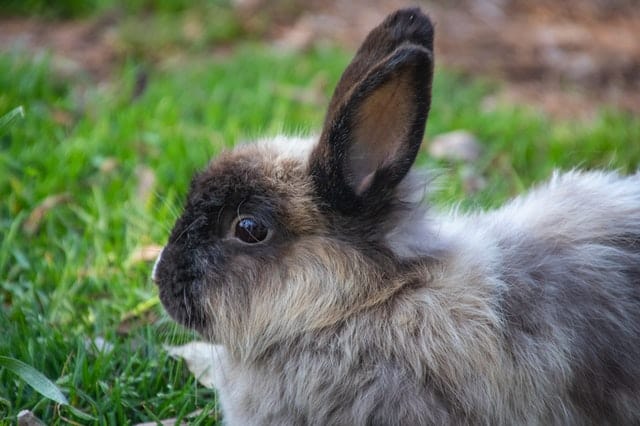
[154,148,321,335]
[154,8,434,353]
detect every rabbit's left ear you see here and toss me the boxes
[309,9,434,214]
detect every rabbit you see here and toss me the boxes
[152,7,640,425]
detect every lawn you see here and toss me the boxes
[1,2,640,424]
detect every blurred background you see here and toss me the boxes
[2,0,639,117]
[1,1,639,424]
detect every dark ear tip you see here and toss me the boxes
[393,44,434,69]
[382,7,434,51]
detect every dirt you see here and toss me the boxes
[265,0,640,119]
[0,12,120,80]
[1,0,639,119]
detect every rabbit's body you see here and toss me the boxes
[174,140,640,426]
[154,8,640,425]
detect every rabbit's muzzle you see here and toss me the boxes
[153,243,210,332]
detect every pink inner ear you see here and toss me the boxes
[355,172,376,195]
[348,73,413,193]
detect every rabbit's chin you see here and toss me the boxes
[158,281,209,333]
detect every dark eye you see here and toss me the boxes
[233,216,270,244]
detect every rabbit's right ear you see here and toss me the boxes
[309,8,434,215]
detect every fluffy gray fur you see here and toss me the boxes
[153,8,640,425]
[193,167,640,426]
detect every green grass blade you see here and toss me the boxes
[0,355,68,404]
[0,106,25,130]
[0,213,25,276]
[65,405,97,422]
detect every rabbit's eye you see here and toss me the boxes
[233,216,270,244]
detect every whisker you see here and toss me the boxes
[174,214,207,244]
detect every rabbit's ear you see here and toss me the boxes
[310,8,434,214]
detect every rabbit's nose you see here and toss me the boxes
[151,247,164,283]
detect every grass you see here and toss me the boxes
[2,0,234,19]
[1,4,640,425]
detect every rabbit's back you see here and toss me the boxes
[475,170,640,423]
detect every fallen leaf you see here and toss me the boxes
[23,193,73,235]
[51,108,74,126]
[117,296,160,335]
[129,244,163,264]
[98,157,119,174]
[117,309,159,336]
[182,14,204,42]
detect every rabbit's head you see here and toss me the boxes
[154,8,434,359]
